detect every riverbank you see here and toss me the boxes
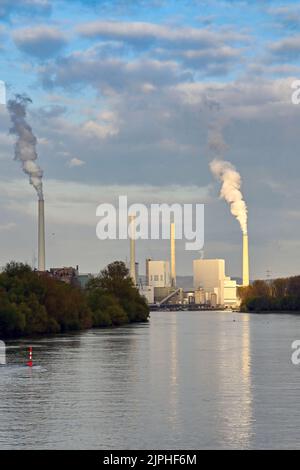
[239,276,300,313]
[0,261,149,339]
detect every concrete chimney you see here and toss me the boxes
[243,232,249,287]
[170,222,176,287]
[38,199,46,271]
[129,215,136,285]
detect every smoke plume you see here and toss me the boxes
[207,115,247,234]
[210,158,248,234]
[7,94,44,200]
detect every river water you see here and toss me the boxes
[0,310,300,450]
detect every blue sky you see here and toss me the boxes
[1,0,300,279]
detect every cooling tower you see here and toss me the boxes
[38,199,46,271]
[129,215,136,285]
[170,222,176,287]
[243,232,249,287]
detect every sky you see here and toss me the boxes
[0,0,300,279]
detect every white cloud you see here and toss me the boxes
[68,158,85,167]
[0,178,212,227]
[0,222,16,232]
[82,120,119,140]
[269,36,300,62]
[13,25,67,58]
[141,82,156,93]
[174,77,299,119]
[77,20,246,47]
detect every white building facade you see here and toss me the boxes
[146,259,171,288]
[193,259,237,307]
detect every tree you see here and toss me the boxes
[0,289,26,337]
[287,276,300,297]
[241,275,300,313]
[0,260,149,339]
[86,261,149,325]
[272,278,287,298]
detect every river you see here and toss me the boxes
[0,310,300,449]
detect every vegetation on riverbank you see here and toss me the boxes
[0,261,149,338]
[239,276,300,312]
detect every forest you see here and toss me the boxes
[0,261,149,338]
[240,276,300,312]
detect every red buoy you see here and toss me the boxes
[27,346,33,367]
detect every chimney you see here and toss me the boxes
[129,215,136,285]
[170,222,176,287]
[146,258,151,286]
[243,232,249,287]
[38,199,46,271]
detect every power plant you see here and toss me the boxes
[5,93,251,306]
[30,208,250,308]
[4,192,251,306]
[131,215,248,309]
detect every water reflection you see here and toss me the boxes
[214,313,253,448]
[1,311,300,449]
[168,315,179,427]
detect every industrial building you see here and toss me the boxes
[146,259,171,288]
[193,259,237,308]
[138,221,180,305]
[139,285,154,304]
[224,277,238,307]
[49,266,79,286]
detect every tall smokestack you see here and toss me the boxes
[38,199,46,271]
[170,222,176,287]
[7,94,46,271]
[129,215,136,285]
[243,232,249,287]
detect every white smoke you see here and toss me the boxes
[7,94,44,200]
[207,114,247,235]
[210,159,248,235]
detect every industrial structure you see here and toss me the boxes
[193,259,237,308]
[38,199,46,272]
[146,259,171,288]
[170,222,176,287]
[131,218,243,309]
[19,194,248,310]
[4,78,250,309]
[129,214,136,285]
[243,232,250,287]
[49,266,79,285]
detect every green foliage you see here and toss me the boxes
[0,289,25,337]
[240,275,300,312]
[86,261,149,326]
[0,262,92,338]
[0,260,149,338]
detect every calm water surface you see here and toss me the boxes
[0,310,300,449]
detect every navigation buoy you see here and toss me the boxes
[27,346,33,367]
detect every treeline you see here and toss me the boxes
[0,261,149,338]
[240,276,300,312]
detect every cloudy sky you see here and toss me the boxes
[0,0,300,279]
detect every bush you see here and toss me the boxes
[92,309,113,327]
